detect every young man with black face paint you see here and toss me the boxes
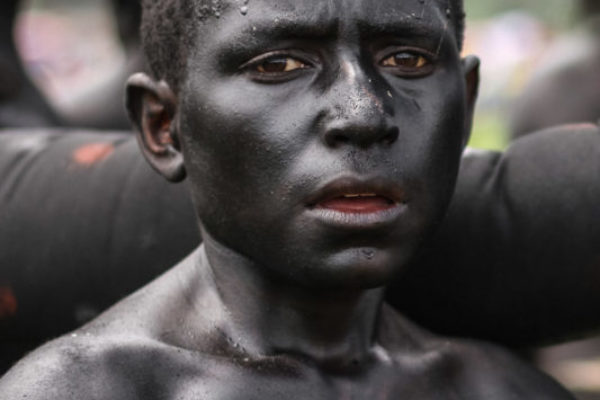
[0,0,576,398]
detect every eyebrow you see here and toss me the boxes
[251,17,340,40]
[214,16,339,54]
[209,16,339,67]
[356,17,452,44]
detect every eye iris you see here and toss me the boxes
[256,57,305,73]
[383,53,427,69]
[398,53,423,67]
[258,57,289,73]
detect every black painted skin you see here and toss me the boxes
[0,0,575,398]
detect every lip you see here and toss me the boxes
[305,176,407,229]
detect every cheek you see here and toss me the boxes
[417,71,466,166]
[176,80,318,237]
[394,74,466,221]
[179,76,326,199]
[425,83,466,217]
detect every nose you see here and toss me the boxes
[321,60,398,148]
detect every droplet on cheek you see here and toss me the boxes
[361,249,375,260]
[0,286,18,320]
[74,304,99,325]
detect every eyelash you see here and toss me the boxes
[240,52,314,83]
[241,48,436,82]
[378,48,436,77]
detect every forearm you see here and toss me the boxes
[1,125,599,350]
[389,123,600,347]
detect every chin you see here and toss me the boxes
[300,246,413,290]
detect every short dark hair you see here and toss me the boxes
[141,0,465,91]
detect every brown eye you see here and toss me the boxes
[381,52,429,69]
[256,57,308,73]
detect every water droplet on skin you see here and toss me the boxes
[446,8,451,17]
[361,249,375,260]
[240,6,248,15]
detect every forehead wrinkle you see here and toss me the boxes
[356,18,449,43]
[216,0,338,36]
[354,4,450,39]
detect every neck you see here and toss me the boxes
[197,232,386,369]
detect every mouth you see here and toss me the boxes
[305,177,407,228]
[315,193,396,214]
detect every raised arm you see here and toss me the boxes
[391,123,600,346]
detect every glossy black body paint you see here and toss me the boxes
[0,0,582,398]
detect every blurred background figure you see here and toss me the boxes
[458,4,600,398]
[510,0,600,139]
[13,0,142,130]
[0,0,61,127]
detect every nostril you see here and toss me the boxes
[334,134,350,144]
[325,132,351,147]
[382,129,399,145]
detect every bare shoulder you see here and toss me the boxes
[379,308,574,399]
[0,333,131,400]
[433,338,575,399]
[0,327,219,400]
[0,332,173,400]
[0,253,226,400]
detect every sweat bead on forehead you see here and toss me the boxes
[141,0,465,91]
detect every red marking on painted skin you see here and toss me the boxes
[73,143,115,166]
[0,286,17,319]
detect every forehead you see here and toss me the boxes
[198,0,453,44]
[236,0,447,20]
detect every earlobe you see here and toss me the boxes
[461,55,480,148]
[126,73,186,182]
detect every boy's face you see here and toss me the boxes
[132,0,478,289]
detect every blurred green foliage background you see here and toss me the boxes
[464,0,579,150]
[465,0,578,29]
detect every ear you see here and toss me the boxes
[126,73,186,182]
[461,55,480,148]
